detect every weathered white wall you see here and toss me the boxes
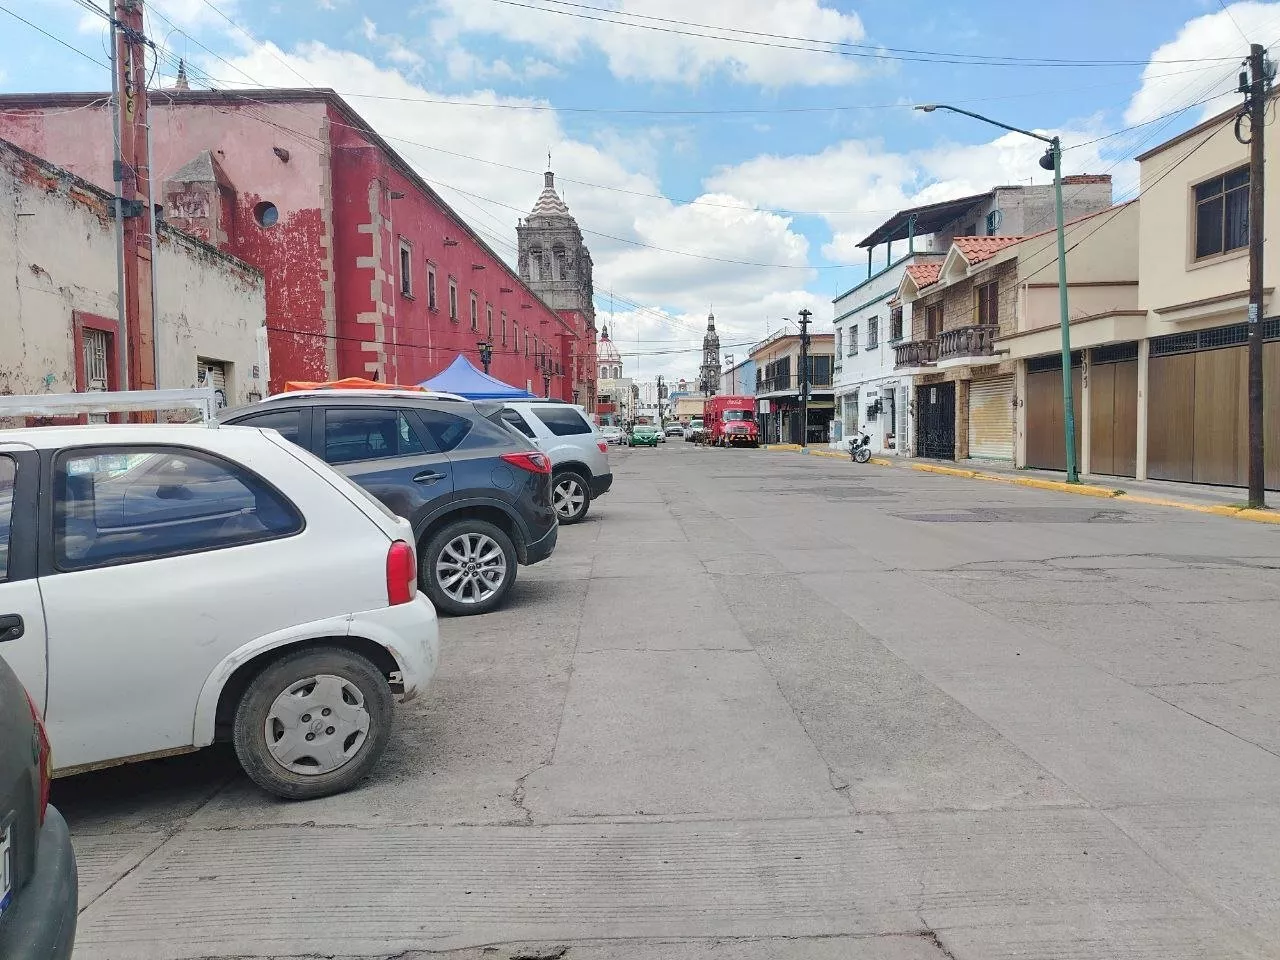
[0,139,265,404]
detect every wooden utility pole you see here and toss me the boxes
[797,308,812,448]
[114,0,156,393]
[1244,43,1268,507]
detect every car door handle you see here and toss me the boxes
[0,614,23,644]
[412,471,447,484]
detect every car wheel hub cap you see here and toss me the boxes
[437,532,507,604]
[554,479,586,517]
[265,674,370,776]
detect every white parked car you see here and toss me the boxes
[487,400,613,524]
[0,410,439,800]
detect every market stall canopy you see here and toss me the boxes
[283,377,426,392]
[420,356,536,400]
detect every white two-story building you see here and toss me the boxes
[831,178,1113,454]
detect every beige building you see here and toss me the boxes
[1,137,268,409]
[750,331,835,444]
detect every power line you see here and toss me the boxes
[197,0,317,88]
[0,2,110,68]
[1218,0,1252,46]
[481,0,1237,68]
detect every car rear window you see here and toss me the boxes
[0,455,13,580]
[497,409,536,438]
[230,408,302,445]
[53,447,303,571]
[532,405,592,436]
[416,409,473,452]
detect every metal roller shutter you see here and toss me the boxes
[968,375,1014,461]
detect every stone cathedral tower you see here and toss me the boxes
[517,168,596,323]
[699,311,721,395]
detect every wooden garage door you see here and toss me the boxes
[967,376,1014,460]
[1089,346,1138,478]
[1025,356,1083,471]
[1148,323,1280,489]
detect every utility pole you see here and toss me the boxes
[1243,44,1269,507]
[114,0,157,395]
[797,308,812,448]
[656,374,664,426]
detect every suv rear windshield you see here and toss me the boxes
[531,405,592,436]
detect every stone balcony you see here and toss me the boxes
[894,338,937,370]
[937,324,999,363]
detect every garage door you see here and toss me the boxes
[967,376,1014,460]
[1025,354,1083,471]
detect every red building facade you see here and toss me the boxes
[0,88,596,400]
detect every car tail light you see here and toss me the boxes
[501,451,552,474]
[597,441,608,453]
[25,690,51,826]
[386,540,417,606]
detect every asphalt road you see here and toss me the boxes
[58,441,1280,959]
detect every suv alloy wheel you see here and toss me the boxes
[422,518,518,616]
[552,470,591,524]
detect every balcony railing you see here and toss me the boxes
[937,324,999,362]
[757,373,834,394]
[894,338,937,369]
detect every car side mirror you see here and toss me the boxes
[156,484,193,500]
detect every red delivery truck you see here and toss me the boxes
[705,395,759,447]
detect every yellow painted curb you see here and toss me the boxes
[991,476,1120,499]
[1237,508,1280,524]
[911,463,979,479]
[809,450,847,460]
[762,443,802,452]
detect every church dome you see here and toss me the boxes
[531,170,573,220]
[598,324,622,364]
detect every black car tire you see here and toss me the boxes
[233,646,393,801]
[552,470,592,524]
[422,518,518,616]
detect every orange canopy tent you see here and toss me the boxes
[282,377,426,393]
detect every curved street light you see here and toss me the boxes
[915,103,1078,483]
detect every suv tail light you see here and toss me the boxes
[25,690,51,826]
[596,441,608,453]
[386,540,417,606]
[501,451,552,474]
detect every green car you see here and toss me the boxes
[628,424,661,447]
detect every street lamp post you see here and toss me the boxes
[476,339,493,375]
[915,104,1078,483]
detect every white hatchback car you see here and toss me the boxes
[0,421,439,800]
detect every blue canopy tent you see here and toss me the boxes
[420,355,536,400]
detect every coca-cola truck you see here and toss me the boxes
[705,395,759,447]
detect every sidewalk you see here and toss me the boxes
[763,444,1280,524]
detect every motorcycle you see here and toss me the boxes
[848,432,872,464]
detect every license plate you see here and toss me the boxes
[0,819,12,918]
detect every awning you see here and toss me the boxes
[419,355,536,400]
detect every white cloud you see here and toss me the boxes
[1125,1,1280,127]
[427,0,870,87]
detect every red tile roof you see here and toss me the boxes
[905,262,941,289]
[952,235,1026,264]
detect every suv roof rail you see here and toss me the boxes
[260,388,468,403]
[0,388,220,425]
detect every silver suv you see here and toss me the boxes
[489,401,612,524]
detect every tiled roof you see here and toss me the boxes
[531,171,572,218]
[905,262,942,289]
[952,235,1026,264]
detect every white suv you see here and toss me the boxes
[489,401,612,524]
[0,421,439,800]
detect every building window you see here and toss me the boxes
[848,325,858,355]
[399,240,412,298]
[835,329,842,356]
[449,279,459,321]
[486,304,494,339]
[501,311,508,345]
[975,281,999,325]
[926,303,944,339]
[427,262,438,310]
[890,305,903,341]
[470,293,479,331]
[985,210,1000,236]
[1194,165,1249,260]
[867,316,879,349]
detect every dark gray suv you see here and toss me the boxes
[223,392,557,616]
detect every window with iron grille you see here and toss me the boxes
[470,293,479,331]
[1091,343,1139,364]
[975,281,999,325]
[449,279,458,320]
[1194,166,1249,260]
[427,263,438,310]
[486,305,494,339]
[867,316,879,349]
[1026,351,1083,372]
[501,311,508,345]
[890,306,903,341]
[848,324,858,355]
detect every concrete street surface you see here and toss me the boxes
[57,442,1280,960]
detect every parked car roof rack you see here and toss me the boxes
[0,388,220,426]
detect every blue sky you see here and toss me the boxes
[3,0,1277,379]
